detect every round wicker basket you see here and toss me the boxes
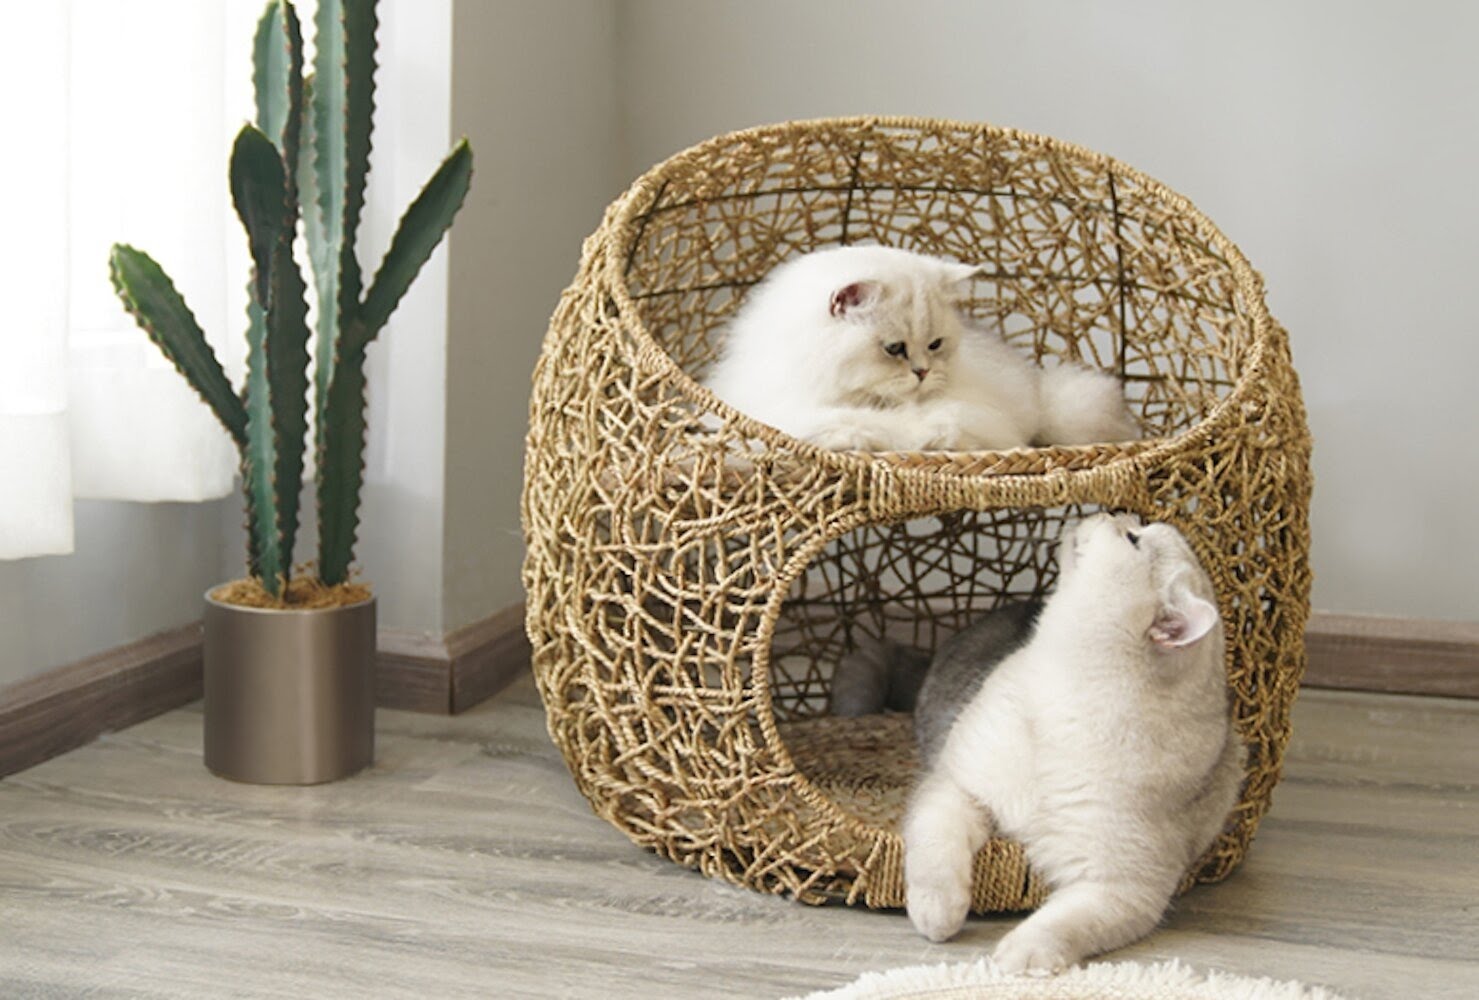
[521,117,1312,911]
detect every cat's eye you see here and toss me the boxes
[1125,531,1140,548]
[884,342,907,358]
[928,338,943,351]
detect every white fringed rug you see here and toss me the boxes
[786,958,1353,1000]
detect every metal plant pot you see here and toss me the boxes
[203,591,376,784]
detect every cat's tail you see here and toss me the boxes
[830,635,934,716]
[1035,363,1141,446]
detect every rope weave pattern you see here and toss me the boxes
[522,118,1313,911]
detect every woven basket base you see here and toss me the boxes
[779,713,918,833]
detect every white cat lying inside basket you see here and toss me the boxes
[704,245,1140,453]
[521,115,1312,916]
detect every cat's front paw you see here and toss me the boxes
[909,411,967,451]
[906,879,970,943]
[991,926,1078,976]
[809,425,884,452]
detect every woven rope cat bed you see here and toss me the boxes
[522,117,1312,911]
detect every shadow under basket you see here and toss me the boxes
[521,117,1312,911]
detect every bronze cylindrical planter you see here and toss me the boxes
[203,592,376,784]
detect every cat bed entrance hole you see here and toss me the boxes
[764,505,1092,901]
[523,117,1311,911]
[768,506,1082,721]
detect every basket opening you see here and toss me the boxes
[619,125,1257,444]
[769,504,1101,833]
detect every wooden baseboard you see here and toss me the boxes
[1304,611,1479,698]
[0,604,532,779]
[0,623,204,780]
[5,605,1470,779]
[377,603,531,714]
[446,603,534,713]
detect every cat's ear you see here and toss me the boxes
[1149,577,1219,650]
[829,280,882,318]
[940,261,984,303]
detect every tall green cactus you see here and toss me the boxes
[108,0,473,599]
[306,0,473,586]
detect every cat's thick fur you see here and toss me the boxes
[903,513,1245,974]
[911,599,1042,765]
[703,246,1138,451]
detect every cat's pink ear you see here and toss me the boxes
[1149,580,1219,649]
[829,281,880,317]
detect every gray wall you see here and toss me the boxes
[349,0,454,636]
[615,0,1479,622]
[0,501,230,684]
[442,0,623,630]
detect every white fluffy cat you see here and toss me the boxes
[702,245,1138,451]
[903,513,1245,974]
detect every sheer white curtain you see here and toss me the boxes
[0,1,262,560]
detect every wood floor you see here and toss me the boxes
[1,676,1475,1000]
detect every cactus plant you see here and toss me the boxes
[108,0,473,600]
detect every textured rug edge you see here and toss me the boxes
[785,957,1353,1000]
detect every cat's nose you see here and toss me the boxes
[912,367,929,382]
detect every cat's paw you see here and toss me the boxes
[809,425,885,452]
[914,428,962,451]
[912,401,1028,452]
[909,412,966,451]
[906,879,970,942]
[991,926,1078,976]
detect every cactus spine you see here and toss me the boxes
[108,0,473,600]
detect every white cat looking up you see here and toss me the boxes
[702,245,1139,452]
[903,513,1245,974]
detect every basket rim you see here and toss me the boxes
[599,114,1276,486]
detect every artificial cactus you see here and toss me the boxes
[108,0,473,601]
[307,0,473,586]
[232,122,310,593]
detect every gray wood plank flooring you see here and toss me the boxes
[1,678,1475,999]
